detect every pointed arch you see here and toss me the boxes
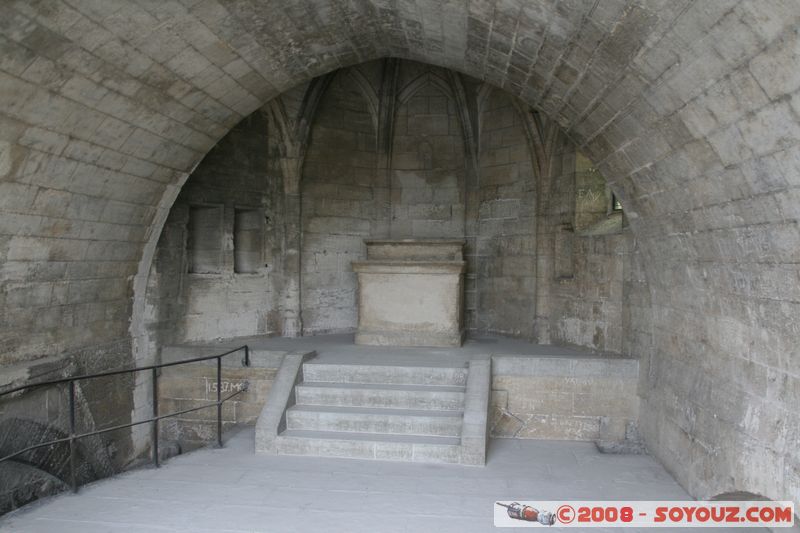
[294,72,338,164]
[397,71,455,105]
[343,69,380,134]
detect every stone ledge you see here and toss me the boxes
[364,239,467,245]
[492,355,639,378]
[160,345,287,368]
[355,329,466,348]
[461,359,491,466]
[351,260,466,274]
[364,239,466,261]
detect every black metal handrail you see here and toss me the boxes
[0,345,250,492]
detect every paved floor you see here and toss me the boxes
[0,427,766,532]
[166,333,634,367]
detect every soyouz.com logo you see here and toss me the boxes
[493,501,795,528]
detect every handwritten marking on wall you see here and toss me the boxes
[204,378,247,394]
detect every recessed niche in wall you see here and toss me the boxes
[234,208,263,274]
[574,151,608,232]
[611,193,623,212]
[554,223,575,280]
[187,204,223,274]
[574,151,624,236]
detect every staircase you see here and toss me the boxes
[256,355,490,465]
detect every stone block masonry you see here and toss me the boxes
[490,356,639,444]
[301,67,382,335]
[142,111,286,350]
[158,363,274,452]
[0,0,798,516]
[391,79,467,240]
[142,59,632,360]
[257,354,490,465]
[353,240,467,348]
[474,87,538,338]
[157,345,287,452]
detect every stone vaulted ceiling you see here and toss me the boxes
[0,0,799,508]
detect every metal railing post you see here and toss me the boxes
[216,356,222,448]
[243,345,250,367]
[152,367,159,468]
[68,380,77,493]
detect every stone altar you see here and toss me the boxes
[352,239,466,347]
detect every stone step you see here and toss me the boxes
[275,429,462,464]
[257,355,488,466]
[294,382,466,411]
[285,405,463,437]
[302,363,468,387]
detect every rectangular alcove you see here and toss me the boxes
[234,208,263,274]
[187,204,223,274]
[554,223,574,280]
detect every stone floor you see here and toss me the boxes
[165,332,634,366]
[0,427,767,532]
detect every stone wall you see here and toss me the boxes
[142,60,632,355]
[300,69,384,335]
[551,233,628,352]
[491,356,640,443]
[143,60,631,353]
[4,0,799,508]
[475,88,537,337]
[535,142,633,354]
[156,345,281,451]
[139,60,643,470]
[390,68,466,239]
[143,111,285,348]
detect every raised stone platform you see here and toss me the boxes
[255,355,490,465]
[159,334,639,455]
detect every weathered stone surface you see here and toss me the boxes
[353,239,466,347]
[461,359,491,465]
[254,351,315,454]
[157,350,280,451]
[490,356,639,443]
[257,356,487,465]
[0,0,798,513]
